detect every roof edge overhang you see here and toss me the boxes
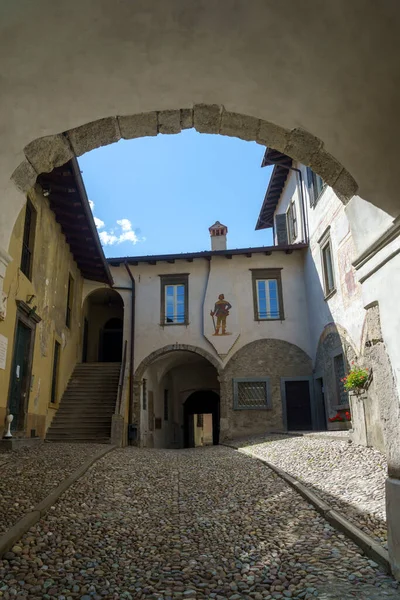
[256,148,293,230]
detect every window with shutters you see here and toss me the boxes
[20,199,37,280]
[251,268,284,321]
[319,229,336,298]
[275,213,288,246]
[286,201,297,243]
[50,340,61,404]
[233,378,271,410]
[65,274,74,328]
[306,167,325,208]
[160,274,189,325]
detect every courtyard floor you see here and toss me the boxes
[228,433,387,547]
[0,445,399,600]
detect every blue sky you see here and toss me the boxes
[79,130,273,258]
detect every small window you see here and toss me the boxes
[160,274,189,325]
[164,389,169,421]
[286,201,297,244]
[66,274,74,328]
[50,341,61,404]
[306,167,325,208]
[142,379,147,410]
[320,234,335,297]
[20,199,36,280]
[196,413,204,428]
[334,354,348,406]
[251,269,284,321]
[233,378,271,410]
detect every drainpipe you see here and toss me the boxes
[124,262,135,443]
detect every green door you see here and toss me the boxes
[8,320,32,431]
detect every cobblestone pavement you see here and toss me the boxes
[230,434,387,547]
[0,443,107,536]
[0,446,399,600]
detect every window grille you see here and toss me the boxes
[233,378,271,410]
[334,354,348,405]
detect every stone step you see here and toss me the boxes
[46,437,111,444]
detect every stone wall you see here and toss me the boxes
[219,339,312,440]
[314,324,357,425]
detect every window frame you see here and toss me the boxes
[332,352,349,408]
[306,167,326,208]
[250,268,284,321]
[65,274,74,328]
[319,229,336,299]
[20,199,37,281]
[159,273,189,326]
[233,377,272,410]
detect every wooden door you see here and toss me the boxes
[285,380,312,431]
[8,320,32,431]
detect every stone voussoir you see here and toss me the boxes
[118,112,158,140]
[220,110,260,142]
[284,127,324,164]
[24,134,74,174]
[11,159,37,193]
[332,168,358,203]
[308,148,344,186]
[158,110,182,134]
[67,117,121,156]
[193,103,223,134]
[256,120,289,152]
[180,108,193,129]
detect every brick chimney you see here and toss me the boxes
[209,221,228,251]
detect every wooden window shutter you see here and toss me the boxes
[275,213,288,246]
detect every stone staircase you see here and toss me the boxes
[46,362,121,443]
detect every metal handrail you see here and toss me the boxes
[116,340,128,415]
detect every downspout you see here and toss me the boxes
[124,262,135,443]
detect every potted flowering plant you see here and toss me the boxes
[342,362,369,395]
[329,410,351,423]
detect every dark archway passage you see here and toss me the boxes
[184,390,220,448]
[82,289,124,363]
[100,317,123,362]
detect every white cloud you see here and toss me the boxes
[99,231,118,245]
[94,216,105,230]
[116,218,132,232]
[88,200,95,210]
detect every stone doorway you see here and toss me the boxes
[183,390,220,448]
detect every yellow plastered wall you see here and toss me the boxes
[0,186,84,437]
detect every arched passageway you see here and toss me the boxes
[82,289,124,363]
[136,348,220,449]
[183,390,220,448]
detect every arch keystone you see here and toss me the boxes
[24,134,74,174]
[67,117,121,156]
[193,104,222,134]
[118,112,158,139]
[158,110,181,134]
[180,108,193,130]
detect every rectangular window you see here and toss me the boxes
[20,199,36,280]
[50,341,61,404]
[164,389,169,421]
[142,379,147,410]
[233,378,271,410]
[334,354,348,406]
[251,268,284,321]
[306,167,325,208]
[66,274,74,328]
[286,201,297,244]
[160,274,189,325]
[319,232,335,297]
[196,413,204,428]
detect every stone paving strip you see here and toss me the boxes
[0,446,399,599]
[228,434,387,548]
[0,443,109,537]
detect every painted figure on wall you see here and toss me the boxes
[210,294,232,336]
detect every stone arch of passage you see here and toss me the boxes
[134,344,222,381]
[82,287,124,363]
